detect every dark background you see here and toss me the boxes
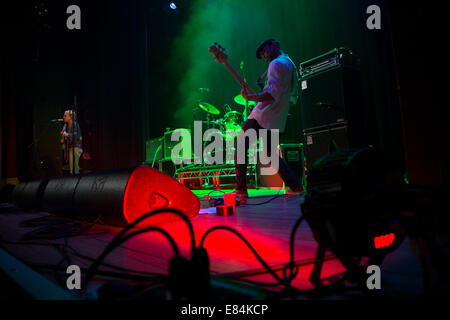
[0,0,447,188]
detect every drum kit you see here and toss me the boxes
[197,93,256,138]
[190,91,261,187]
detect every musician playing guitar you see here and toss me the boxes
[209,38,302,202]
[60,109,83,174]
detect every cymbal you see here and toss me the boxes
[198,102,220,115]
[234,94,256,106]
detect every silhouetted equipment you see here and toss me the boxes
[299,47,366,174]
[12,166,200,227]
[301,147,449,294]
[301,147,404,287]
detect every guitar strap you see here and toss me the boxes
[256,70,268,91]
[285,54,300,105]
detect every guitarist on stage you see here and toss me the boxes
[60,109,83,174]
[233,38,302,202]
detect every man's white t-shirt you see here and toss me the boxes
[248,53,297,132]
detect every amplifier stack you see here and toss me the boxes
[299,47,366,177]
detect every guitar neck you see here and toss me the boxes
[223,61,254,94]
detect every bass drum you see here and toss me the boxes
[223,111,243,134]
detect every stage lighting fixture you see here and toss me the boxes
[169,2,177,10]
[12,166,200,227]
[374,233,396,249]
[301,147,407,287]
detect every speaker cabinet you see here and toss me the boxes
[163,129,192,161]
[303,124,350,173]
[145,137,163,163]
[300,64,367,175]
[299,65,364,132]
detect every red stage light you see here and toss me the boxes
[374,233,396,249]
[123,166,200,227]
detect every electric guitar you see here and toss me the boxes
[209,43,254,95]
[60,123,69,163]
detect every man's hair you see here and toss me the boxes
[256,38,280,59]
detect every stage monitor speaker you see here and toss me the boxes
[12,179,50,211]
[14,166,200,227]
[258,143,304,188]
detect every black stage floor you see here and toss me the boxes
[0,188,425,300]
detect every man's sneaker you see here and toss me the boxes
[230,190,249,204]
[286,186,303,196]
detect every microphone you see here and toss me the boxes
[51,119,64,122]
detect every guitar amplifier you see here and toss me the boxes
[163,129,192,161]
[303,123,350,174]
[299,47,363,131]
[299,47,359,78]
[145,137,163,164]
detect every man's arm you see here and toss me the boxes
[240,88,274,102]
[241,60,288,103]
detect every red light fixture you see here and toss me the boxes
[374,233,396,249]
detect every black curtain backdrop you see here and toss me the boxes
[1,0,188,179]
[2,0,441,185]
[388,2,448,188]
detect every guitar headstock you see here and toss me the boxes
[209,42,228,63]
